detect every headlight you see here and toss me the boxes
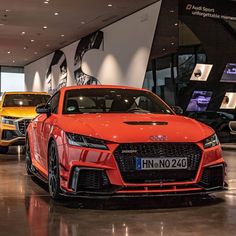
[203,133,220,149]
[0,116,16,125]
[66,132,109,150]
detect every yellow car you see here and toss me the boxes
[0,92,50,154]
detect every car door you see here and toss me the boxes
[39,92,60,172]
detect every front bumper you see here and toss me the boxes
[58,142,226,198]
[64,164,226,198]
[0,119,31,146]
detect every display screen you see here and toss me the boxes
[220,63,236,82]
[190,64,213,82]
[186,91,213,112]
[220,92,236,109]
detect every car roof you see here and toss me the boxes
[3,91,49,95]
[59,85,149,93]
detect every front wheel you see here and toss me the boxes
[48,140,61,199]
[0,146,9,154]
[25,137,35,175]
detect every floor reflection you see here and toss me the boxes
[0,148,235,236]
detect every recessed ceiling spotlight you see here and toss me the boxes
[61,34,65,37]
[46,44,50,47]
[43,26,48,29]
[44,1,49,4]
[30,39,35,42]
[12,60,15,63]
[170,10,175,13]
[5,9,10,12]
[171,42,175,45]
[174,23,178,26]
[34,52,38,55]
[54,12,59,16]
[81,21,85,25]
[162,48,166,51]
[23,46,28,50]
[7,51,11,54]
[21,31,26,35]
[108,3,113,7]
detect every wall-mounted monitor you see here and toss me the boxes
[186,91,213,112]
[190,64,213,81]
[220,63,236,83]
[220,92,236,109]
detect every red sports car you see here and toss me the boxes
[26,85,227,199]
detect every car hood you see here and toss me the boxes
[0,107,37,119]
[61,113,214,143]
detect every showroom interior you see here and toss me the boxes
[0,0,236,235]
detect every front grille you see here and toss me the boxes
[200,165,224,189]
[114,143,202,183]
[70,168,110,192]
[17,119,31,136]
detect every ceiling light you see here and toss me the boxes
[43,26,47,29]
[170,10,175,13]
[108,4,113,7]
[81,21,85,25]
[30,39,35,42]
[162,48,166,51]
[46,44,50,47]
[44,1,49,4]
[61,34,65,37]
[23,46,28,50]
[7,51,11,54]
[12,60,15,63]
[21,31,26,35]
[5,9,10,12]
[54,12,59,16]
[171,42,175,45]
[34,52,38,55]
[174,23,178,26]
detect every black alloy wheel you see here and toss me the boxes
[25,137,35,175]
[48,141,61,199]
[0,146,9,154]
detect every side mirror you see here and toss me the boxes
[36,104,51,116]
[171,106,184,115]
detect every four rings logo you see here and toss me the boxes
[149,135,168,141]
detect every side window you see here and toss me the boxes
[48,92,60,114]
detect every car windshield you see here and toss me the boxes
[63,88,173,114]
[3,94,50,107]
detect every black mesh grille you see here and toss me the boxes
[200,165,224,189]
[114,143,202,183]
[70,168,110,192]
[17,119,31,136]
[78,170,109,190]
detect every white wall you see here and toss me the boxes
[24,1,162,92]
[82,1,161,88]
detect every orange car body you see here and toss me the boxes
[26,85,226,198]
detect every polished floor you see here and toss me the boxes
[0,147,235,236]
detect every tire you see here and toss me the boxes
[0,146,9,154]
[25,137,35,175]
[48,140,61,200]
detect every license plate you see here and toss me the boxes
[136,157,188,170]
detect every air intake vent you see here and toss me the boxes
[124,121,168,126]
